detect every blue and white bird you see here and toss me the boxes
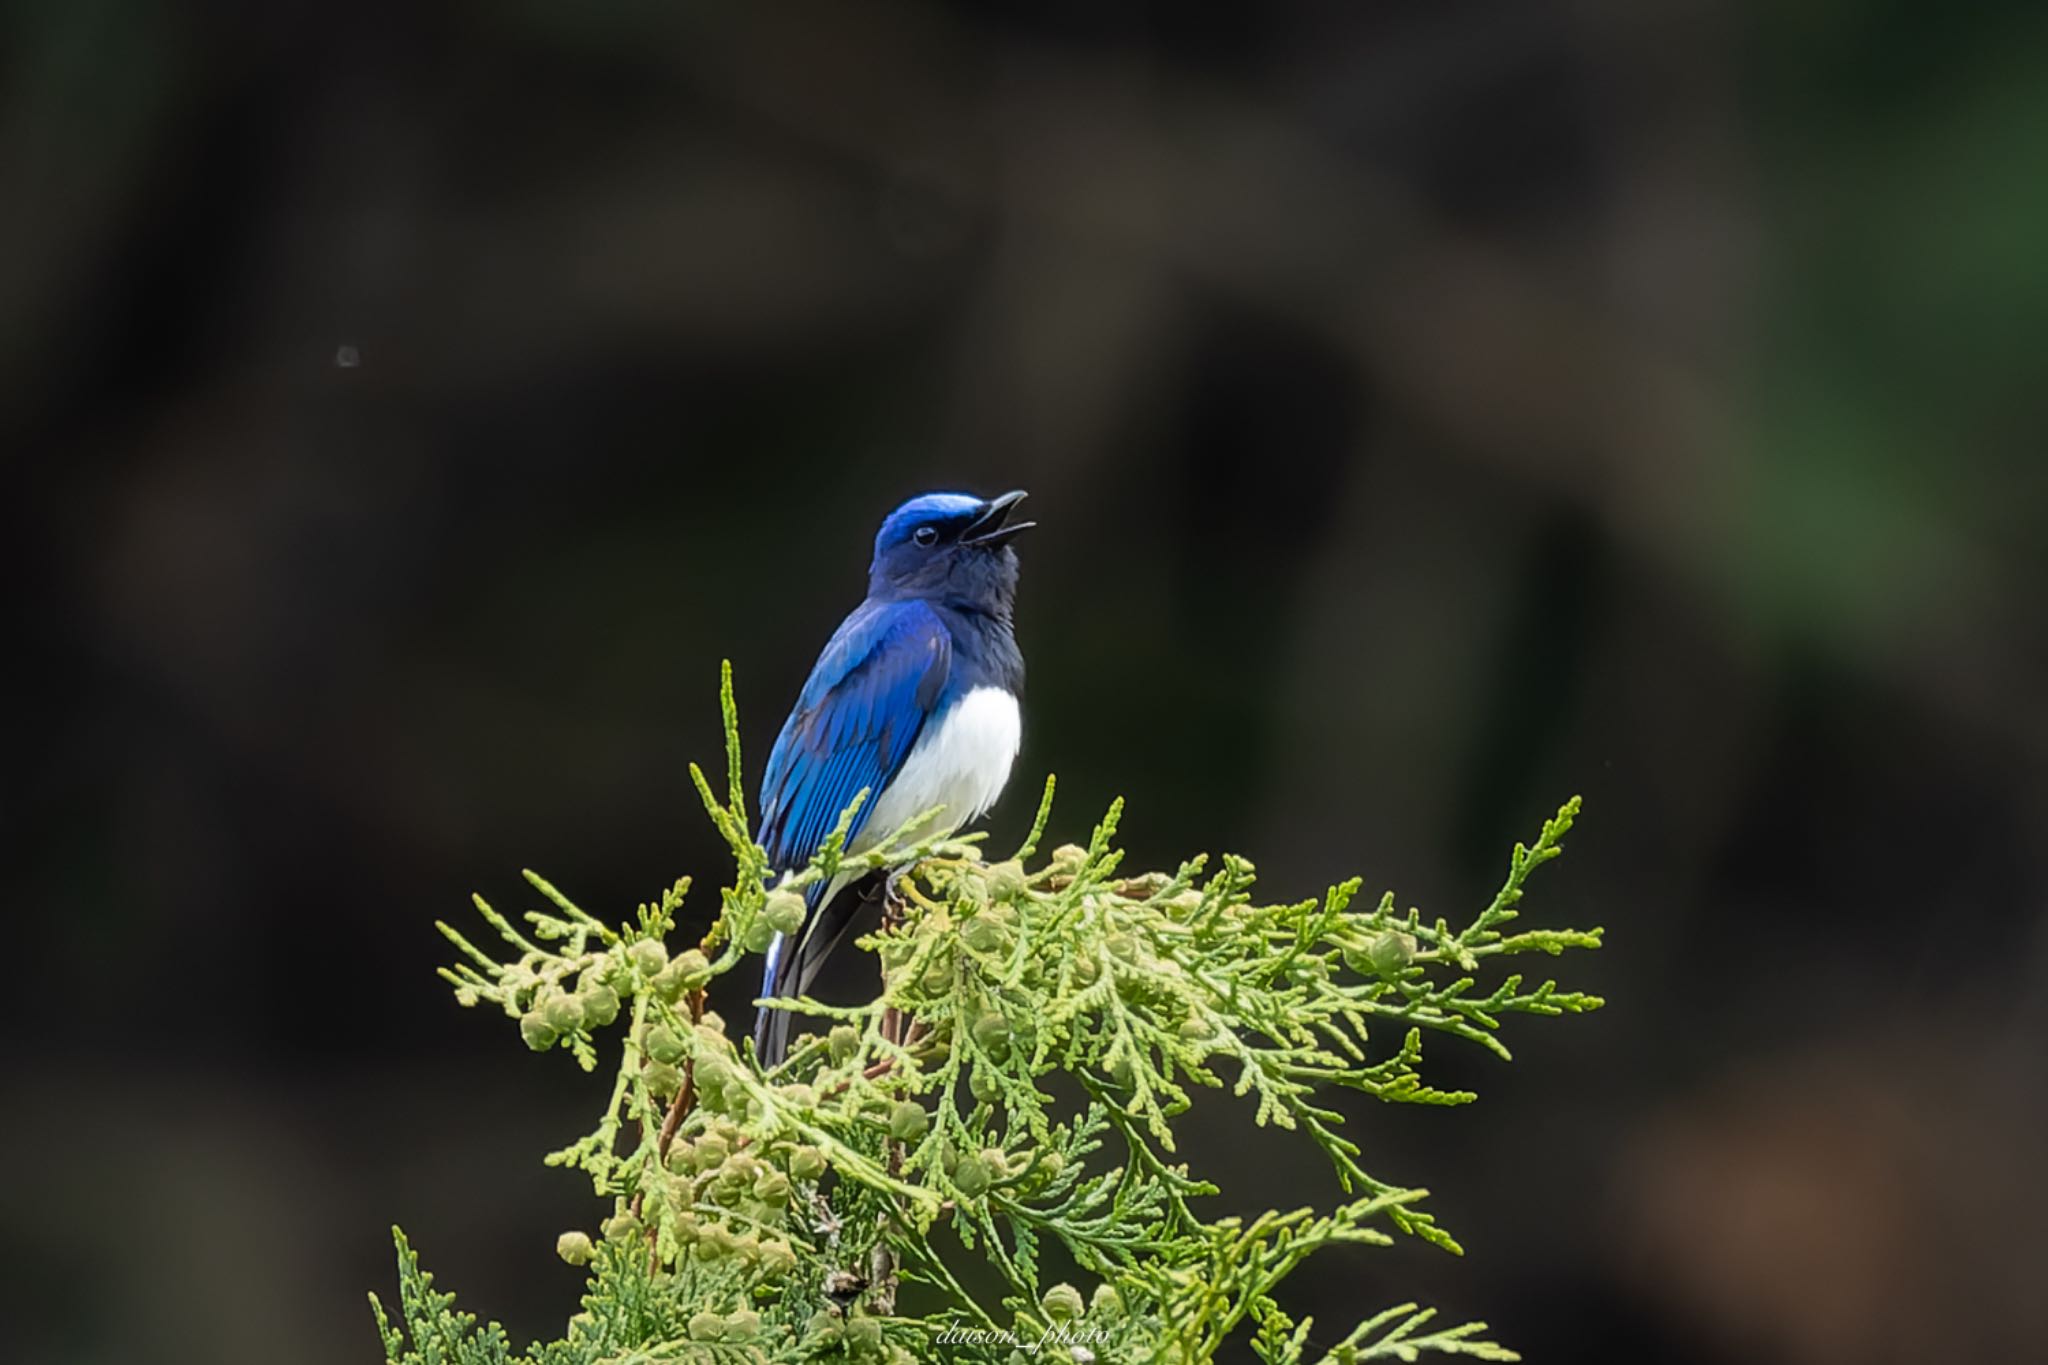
[752,490,1032,1066]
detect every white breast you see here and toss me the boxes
[859,686,1021,851]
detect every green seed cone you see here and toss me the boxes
[543,993,584,1032]
[1041,1283,1084,1322]
[555,1230,594,1266]
[789,1145,827,1181]
[888,1100,929,1142]
[952,1155,990,1198]
[580,985,620,1027]
[653,949,712,1001]
[971,1011,1012,1054]
[630,940,668,977]
[763,889,807,935]
[520,1012,558,1051]
[643,1061,682,1099]
[644,1024,686,1064]
[694,1223,733,1261]
[986,860,1027,901]
[1366,930,1416,976]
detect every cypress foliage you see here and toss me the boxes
[374,664,1602,1363]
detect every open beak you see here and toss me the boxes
[960,489,1034,547]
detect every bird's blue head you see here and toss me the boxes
[869,490,1032,616]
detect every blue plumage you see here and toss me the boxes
[753,491,1032,1065]
[756,598,951,879]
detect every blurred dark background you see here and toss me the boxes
[6,1,2047,1362]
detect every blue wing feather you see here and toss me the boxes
[754,600,951,1052]
[757,594,952,908]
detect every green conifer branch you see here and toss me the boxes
[378,665,1603,1363]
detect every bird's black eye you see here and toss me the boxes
[913,525,939,547]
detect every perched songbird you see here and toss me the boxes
[752,490,1033,1065]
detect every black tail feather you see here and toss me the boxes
[752,873,883,1068]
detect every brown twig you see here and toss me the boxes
[630,986,707,1270]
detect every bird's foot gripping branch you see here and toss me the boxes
[373,664,1604,1364]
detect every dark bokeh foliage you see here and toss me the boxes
[5,2,2046,1362]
